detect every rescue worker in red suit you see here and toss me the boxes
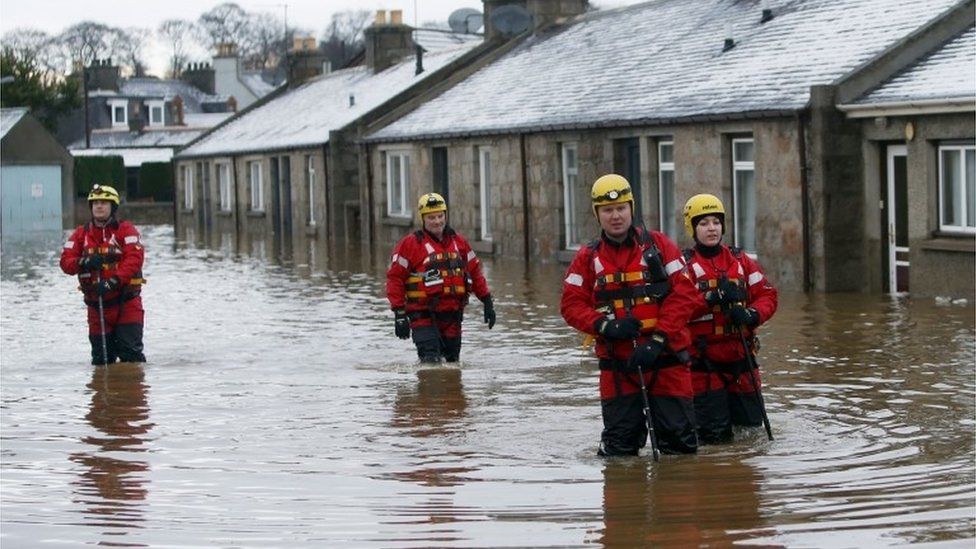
[386,193,495,363]
[60,185,146,365]
[681,193,777,443]
[561,175,704,456]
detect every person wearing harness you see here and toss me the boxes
[561,174,703,456]
[386,192,495,363]
[60,184,147,365]
[681,193,777,443]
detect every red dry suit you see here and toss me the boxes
[561,227,704,455]
[60,219,146,362]
[386,227,490,339]
[683,244,777,441]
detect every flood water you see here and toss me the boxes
[1,224,973,548]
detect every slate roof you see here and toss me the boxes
[854,25,976,105]
[367,0,963,142]
[414,28,482,52]
[0,107,28,139]
[177,43,477,158]
[71,147,175,167]
[119,78,229,112]
[69,128,203,149]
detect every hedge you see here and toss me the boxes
[74,156,125,198]
[137,162,174,202]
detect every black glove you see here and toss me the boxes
[394,309,410,339]
[718,278,747,303]
[79,254,104,272]
[481,295,496,329]
[95,276,119,296]
[598,317,642,340]
[729,304,759,327]
[629,333,667,371]
[704,288,725,307]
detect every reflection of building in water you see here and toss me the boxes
[599,458,772,548]
[391,367,467,439]
[70,363,153,533]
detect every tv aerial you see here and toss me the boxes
[448,7,484,34]
[490,4,532,36]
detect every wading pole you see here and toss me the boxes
[738,328,773,441]
[95,271,109,366]
[632,358,661,462]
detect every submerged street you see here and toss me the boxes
[1,224,973,547]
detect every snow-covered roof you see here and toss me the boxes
[71,147,174,167]
[177,43,477,158]
[118,78,229,112]
[414,28,482,52]
[241,72,278,98]
[0,107,28,139]
[69,128,203,149]
[853,25,975,106]
[368,0,963,142]
[184,112,235,128]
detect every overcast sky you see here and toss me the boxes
[0,0,645,77]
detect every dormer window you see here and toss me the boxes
[147,100,165,127]
[108,99,128,127]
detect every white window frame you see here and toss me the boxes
[561,142,581,249]
[248,160,264,212]
[732,137,756,254]
[108,99,128,127]
[386,151,410,218]
[479,146,492,241]
[217,162,232,212]
[182,164,194,210]
[938,144,976,234]
[306,155,317,226]
[658,139,676,240]
[147,100,165,126]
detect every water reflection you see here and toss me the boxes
[69,363,152,537]
[599,456,769,548]
[392,367,468,439]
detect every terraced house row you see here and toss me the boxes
[174,0,975,299]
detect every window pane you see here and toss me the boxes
[660,170,675,238]
[659,142,673,163]
[966,149,975,227]
[734,140,754,162]
[942,149,960,226]
[391,156,402,214]
[563,144,579,247]
[735,169,756,252]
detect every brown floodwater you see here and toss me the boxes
[1,225,973,547]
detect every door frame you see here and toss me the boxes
[885,144,908,294]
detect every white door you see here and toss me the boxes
[885,145,908,293]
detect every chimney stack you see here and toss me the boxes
[287,37,329,85]
[87,58,120,91]
[183,62,215,94]
[482,0,587,40]
[363,9,414,74]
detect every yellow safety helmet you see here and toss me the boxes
[87,184,121,205]
[418,192,447,219]
[591,174,634,217]
[683,193,725,238]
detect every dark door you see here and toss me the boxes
[279,155,292,259]
[432,147,449,204]
[614,138,642,221]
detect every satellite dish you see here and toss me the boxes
[448,8,484,34]
[490,4,532,36]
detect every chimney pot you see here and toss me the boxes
[375,10,386,25]
[390,10,403,25]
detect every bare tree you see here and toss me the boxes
[111,27,149,77]
[243,11,286,71]
[198,3,253,52]
[319,10,370,68]
[1,28,60,73]
[55,21,113,72]
[158,19,197,78]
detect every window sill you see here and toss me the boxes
[922,235,975,253]
[247,210,266,218]
[305,224,318,237]
[382,216,413,227]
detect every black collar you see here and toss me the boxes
[694,242,722,258]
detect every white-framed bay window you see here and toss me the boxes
[732,137,756,254]
[386,150,411,217]
[478,146,492,240]
[658,139,676,240]
[248,160,264,212]
[561,142,581,248]
[108,99,128,127]
[305,155,317,225]
[217,162,232,212]
[182,164,194,210]
[939,143,976,234]
[147,100,165,126]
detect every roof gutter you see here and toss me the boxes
[363,109,798,144]
[837,97,976,118]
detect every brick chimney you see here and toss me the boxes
[183,62,215,94]
[287,37,330,85]
[483,0,587,40]
[87,58,120,91]
[363,9,414,74]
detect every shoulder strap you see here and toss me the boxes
[682,248,694,262]
[413,229,424,242]
[729,246,743,259]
